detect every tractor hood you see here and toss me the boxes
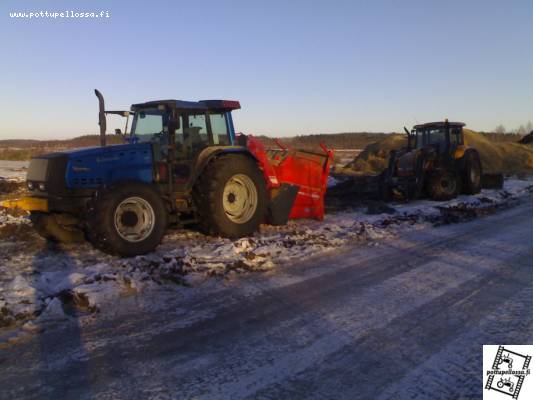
[64,143,154,189]
[26,143,154,194]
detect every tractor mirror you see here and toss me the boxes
[115,128,122,135]
[139,112,146,119]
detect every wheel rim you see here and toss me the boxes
[114,196,155,242]
[470,164,480,185]
[222,174,258,224]
[441,176,456,194]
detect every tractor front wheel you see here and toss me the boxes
[86,182,168,257]
[427,171,459,201]
[194,154,267,238]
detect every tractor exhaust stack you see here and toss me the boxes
[94,89,106,147]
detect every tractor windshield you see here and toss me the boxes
[415,128,446,149]
[131,108,169,142]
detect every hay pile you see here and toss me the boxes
[344,130,533,175]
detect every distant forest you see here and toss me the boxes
[0,131,526,161]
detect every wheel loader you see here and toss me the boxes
[382,120,482,201]
[2,90,333,257]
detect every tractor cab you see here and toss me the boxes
[128,99,241,188]
[411,121,465,155]
[129,99,239,148]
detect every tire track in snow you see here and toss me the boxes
[374,285,533,400]
[2,203,533,399]
[145,206,533,399]
[248,232,533,399]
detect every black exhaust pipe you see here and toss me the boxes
[94,89,106,147]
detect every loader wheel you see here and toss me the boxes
[463,152,482,195]
[29,212,84,243]
[427,171,458,201]
[87,182,168,257]
[193,154,267,238]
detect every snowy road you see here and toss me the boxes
[1,201,533,399]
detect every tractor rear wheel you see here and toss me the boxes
[194,154,267,238]
[463,152,482,195]
[427,171,459,201]
[86,182,168,257]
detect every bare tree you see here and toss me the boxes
[516,125,527,135]
[526,121,533,134]
[494,124,506,134]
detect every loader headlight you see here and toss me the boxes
[27,182,34,190]
[38,183,46,191]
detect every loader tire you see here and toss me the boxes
[462,152,482,195]
[193,154,267,238]
[86,182,168,257]
[427,171,459,201]
[29,212,84,243]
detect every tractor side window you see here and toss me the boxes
[184,114,209,154]
[450,128,462,145]
[427,129,446,145]
[174,116,184,149]
[210,113,229,145]
[416,130,425,149]
[134,112,164,140]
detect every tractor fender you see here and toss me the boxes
[190,146,259,187]
[90,179,172,214]
[455,147,480,171]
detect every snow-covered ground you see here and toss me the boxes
[0,178,532,339]
[2,200,533,399]
[0,160,28,181]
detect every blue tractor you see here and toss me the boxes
[5,90,271,256]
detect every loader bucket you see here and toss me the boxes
[246,136,334,221]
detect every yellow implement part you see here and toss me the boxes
[0,197,49,212]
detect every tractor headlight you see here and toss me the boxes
[38,183,46,191]
[27,182,34,190]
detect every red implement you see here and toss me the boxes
[245,135,334,220]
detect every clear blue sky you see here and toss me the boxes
[1,0,532,139]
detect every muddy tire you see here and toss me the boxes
[427,171,459,201]
[378,178,392,202]
[193,154,267,238]
[29,212,84,243]
[462,152,482,195]
[86,182,168,257]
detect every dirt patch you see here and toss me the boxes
[0,223,35,242]
[0,180,25,197]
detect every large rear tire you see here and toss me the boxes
[86,182,168,257]
[193,154,267,238]
[427,171,459,201]
[462,152,482,195]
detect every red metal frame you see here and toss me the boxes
[244,135,334,220]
